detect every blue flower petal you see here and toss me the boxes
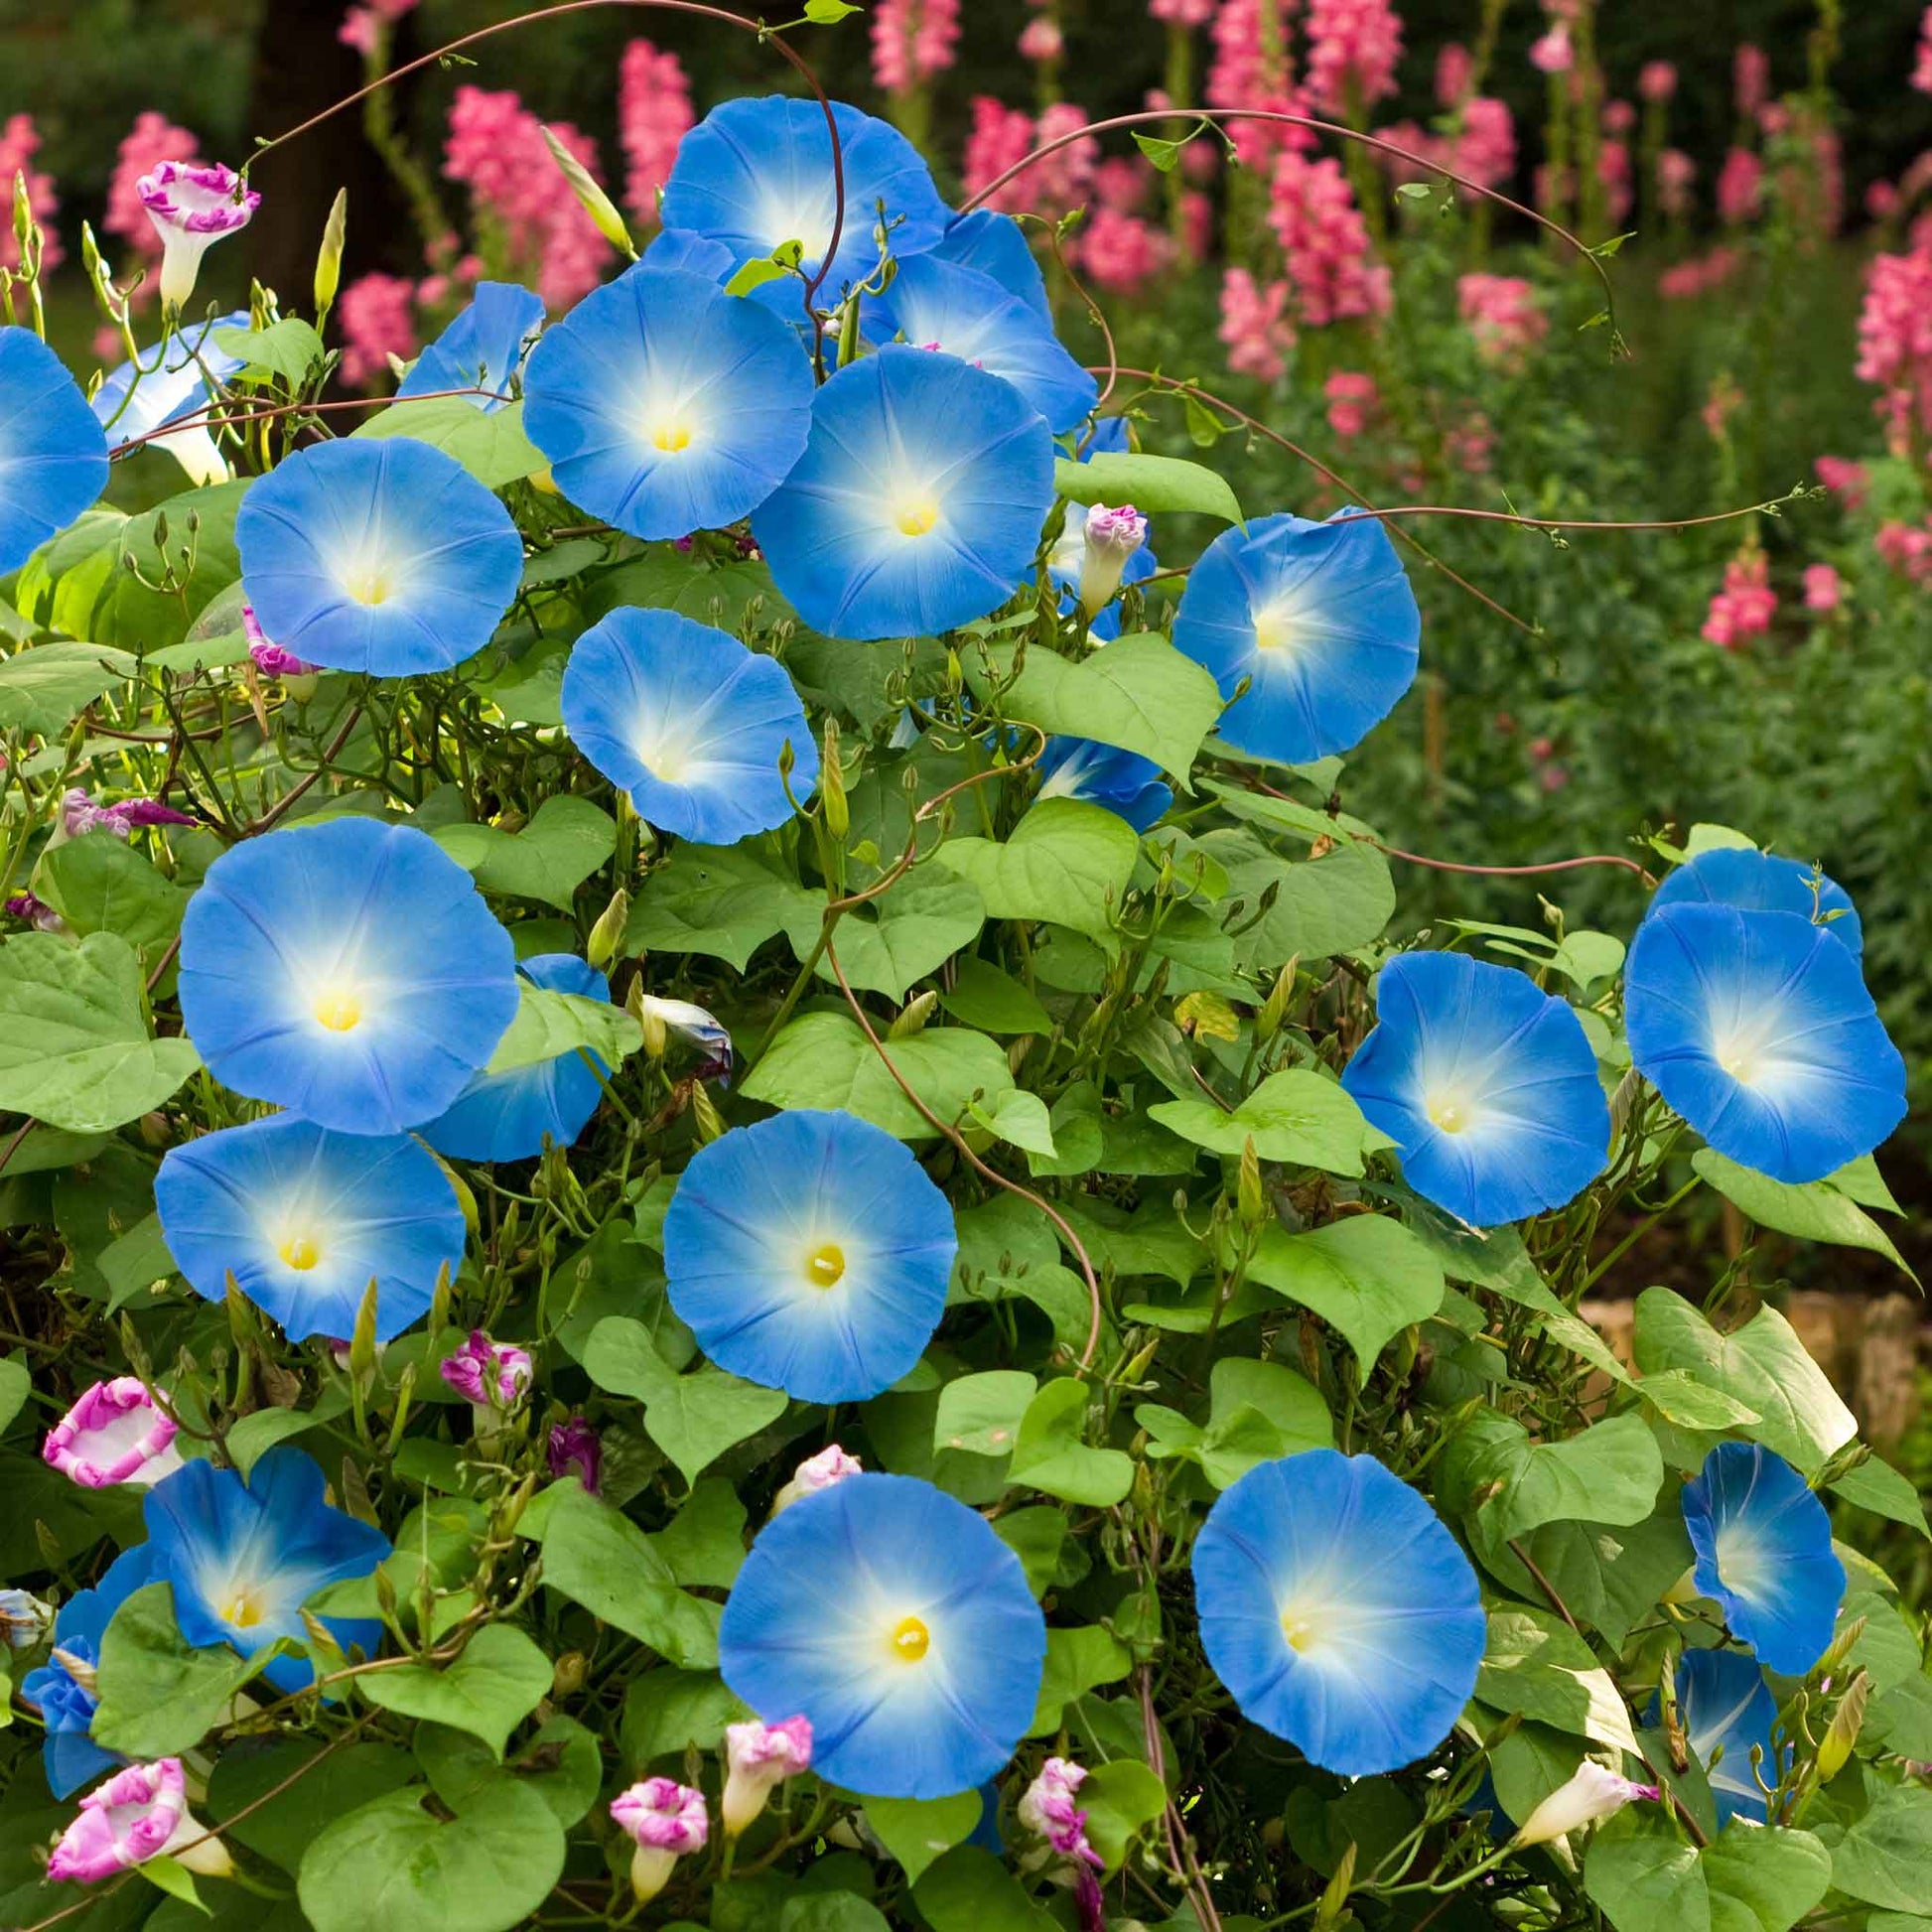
[21,1548,155,1796]
[934,210,1050,317]
[719,1472,1045,1797]
[752,345,1055,640]
[398,282,545,412]
[177,818,519,1134]
[1191,1449,1486,1777]
[235,435,524,675]
[523,265,813,540]
[640,229,736,281]
[660,96,946,310]
[93,311,251,454]
[1649,848,1863,958]
[561,606,815,844]
[1341,952,1610,1227]
[866,256,1096,434]
[155,1113,467,1343]
[663,1110,957,1403]
[1173,508,1421,763]
[142,1448,388,1693]
[420,954,611,1162]
[1625,903,1906,1183]
[1665,1648,1784,1827]
[0,326,110,574]
[1682,1442,1845,1676]
[1035,737,1173,832]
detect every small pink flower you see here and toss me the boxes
[1916,7,1932,94]
[722,1717,813,1836]
[618,40,693,223]
[1734,43,1771,117]
[547,1418,602,1494]
[1304,0,1404,117]
[1802,564,1843,613]
[440,1331,533,1427]
[1018,18,1063,62]
[611,1778,708,1901]
[137,160,260,311]
[872,0,962,95]
[1218,266,1295,380]
[1019,1757,1104,1871]
[773,1444,862,1513]
[1458,273,1547,369]
[1815,455,1868,506]
[339,271,417,392]
[43,1379,182,1489]
[1529,25,1573,74]
[1150,0,1216,23]
[1267,149,1390,329]
[1717,147,1763,225]
[1657,149,1698,220]
[47,1759,230,1884]
[1074,502,1149,618]
[1702,550,1777,648]
[1323,369,1378,440]
[1435,42,1472,107]
[1638,61,1678,103]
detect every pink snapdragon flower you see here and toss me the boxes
[1702,551,1776,648]
[1457,97,1517,190]
[1717,147,1762,224]
[1638,61,1678,103]
[721,1718,813,1836]
[1802,564,1843,613]
[1856,244,1932,445]
[137,161,259,311]
[872,0,962,95]
[1018,17,1063,63]
[1734,43,1771,116]
[1598,139,1633,224]
[43,1379,182,1489]
[1458,273,1546,367]
[1151,0,1216,23]
[0,114,62,273]
[1876,518,1932,581]
[1031,102,1100,213]
[1657,149,1697,219]
[1304,0,1403,118]
[1435,42,1472,107]
[1915,8,1932,93]
[1218,266,1295,379]
[1078,207,1168,294]
[548,1418,603,1494]
[1019,1757,1104,1870]
[1208,0,1306,168]
[618,40,694,225]
[773,1444,862,1513]
[1529,26,1573,75]
[441,1331,533,1434]
[611,1779,708,1902]
[1268,149,1390,327]
[339,272,417,390]
[1323,369,1377,439]
[105,115,199,275]
[47,1760,230,1884]
[1658,247,1741,301]
[1814,455,1867,508]
[961,97,1037,214]
[340,0,417,58]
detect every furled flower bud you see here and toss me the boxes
[242,602,319,685]
[43,1378,183,1489]
[1019,1756,1104,1870]
[137,161,261,313]
[440,1331,533,1437]
[547,1417,603,1495]
[1511,1762,1658,1848]
[610,1778,708,1902]
[771,1445,862,1514]
[636,996,734,1084]
[1077,502,1148,619]
[721,1717,813,1837]
[5,891,65,932]
[46,1758,233,1884]
[0,1588,54,1650]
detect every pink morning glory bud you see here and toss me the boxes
[242,602,319,682]
[1076,502,1147,619]
[771,1444,862,1514]
[721,1716,813,1837]
[1,1588,54,1649]
[1511,1762,1658,1848]
[440,1331,533,1433]
[46,1758,233,1884]
[137,161,261,313]
[547,1417,603,1495]
[610,1778,708,1902]
[43,1378,183,1489]
[1019,1757,1104,1871]
[4,891,65,932]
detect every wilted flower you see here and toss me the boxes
[721,1716,813,1835]
[547,1418,603,1494]
[55,789,195,845]
[637,996,733,1083]
[0,1587,53,1649]
[46,1757,232,1883]
[241,602,318,681]
[772,1445,862,1514]
[137,161,260,312]
[43,1378,182,1488]
[441,1331,534,1421]
[6,891,66,932]
[1020,1756,1104,1869]
[611,1778,708,1902]
[1512,1762,1658,1848]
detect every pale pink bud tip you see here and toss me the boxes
[43,1378,182,1488]
[722,1716,814,1835]
[1083,503,1148,557]
[611,1777,710,1853]
[440,1330,534,1410]
[774,1445,862,1513]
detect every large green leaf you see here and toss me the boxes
[1632,1286,1857,1475]
[786,872,985,1000]
[412,1715,602,1826]
[1585,1823,1832,1932]
[865,1792,986,1882]
[1476,1605,1638,1752]
[208,1738,419,1872]
[962,632,1224,778]
[934,798,1138,937]
[1241,1215,1447,1370]
[296,1781,565,1932]
[626,839,819,969]
[1830,1783,1932,1911]
[483,982,637,1075]
[620,1667,750,1767]
[0,639,138,734]
[212,318,326,383]
[1054,451,1243,524]
[529,1479,720,1668]
[1149,1068,1375,1175]
[1008,1378,1133,1505]
[433,794,617,912]
[359,1623,552,1759]
[1693,1150,1916,1282]
[913,1847,1058,1931]
[351,397,543,488]
[1196,826,1396,968]
[91,1582,261,1757]
[0,930,201,1131]
[584,1314,788,1487]
[1029,1625,1133,1734]
[743,1011,1015,1141]
[1443,1411,1664,1547]
[35,832,191,959]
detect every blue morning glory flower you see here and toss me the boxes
[659,96,947,310]
[397,281,545,411]
[522,264,813,541]
[20,1547,154,1798]
[1035,738,1172,833]
[560,607,815,845]
[934,210,1049,317]
[752,345,1055,641]
[866,256,1096,435]
[1682,1442,1845,1677]
[1340,952,1610,1227]
[234,436,524,676]
[420,954,611,1163]
[93,310,249,484]
[640,229,735,281]
[1191,1449,1486,1777]
[1624,904,1906,1183]
[155,1112,466,1342]
[1669,1648,1784,1827]
[142,1448,389,1693]
[662,1109,956,1404]
[0,326,110,575]
[719,1471,1044,1798]
[1648,848,1863,958]
[1173,509,1422,764]
[177,818,519,1135]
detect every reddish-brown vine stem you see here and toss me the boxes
[1376,843,1657,886]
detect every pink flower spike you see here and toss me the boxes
[137,161,260,312]
[1529,25,1572,74]
[611,1778,708,1901]
[722,1717,813,1836]
[46,1758,230,1884]
[43,1378,182,1489]
[1638,61,1678,103]
[1803,564,1843,613]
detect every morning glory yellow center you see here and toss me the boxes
[889,1614,930,1663]
[896,497,940,538]
[1427,1094,1473,1135]
[220,1584,270,1629]
[1280,1600,1331,1655]
[278,1233,323,1272]
[652,422,692,453]
[1252,606,1296,652]
[342,564,393,607]
[313,988,362,1033]
[805,1242,846,1289]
